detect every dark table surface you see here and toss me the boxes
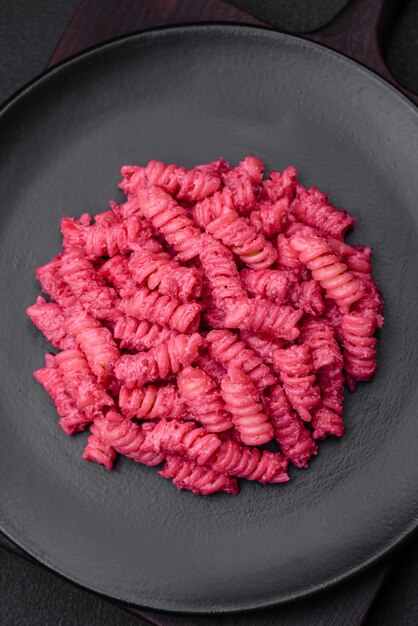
[1,1,418,624]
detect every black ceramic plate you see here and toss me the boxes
[0,24,418,614]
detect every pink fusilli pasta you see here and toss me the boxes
[311,408,344,440]
[65,310,120,382]
[99,255,137,295]
[192,187,233,229]
[273,345,320,422]
[120,159,221,202]
[290,234,364,311]
[177,366,233,432]
[221,155,263,213]
[59,250,120,321]
[114,333,202,388]
[290,279,325,316]
[221,366,274,446]
[34,356,90,435]
[91,411,164,466]
[240,268,295,304]
[211,439,289,483]
[199,234,246,305]
[300,318,342,371]
[113,316,177,352]
[224,296,303,341]
[261,166,297,203]
[135,186,202,261]
[160,455,239,496]
[265,384,318,468]
[277,234,303,269]
[291,184,355,239]
[141,418,221,465]
[129,246,202,301]
[340,311,377,390]
[206,329,276,390]
[239,331,285,366]
[119,286,201,333]
[206,210,277,269]
[249,198,290,237]
[82,433,116,470]
[118,384,186,421]
[28,155,383,496]
[61,213,153,257]
[36,254,83,312]
[27,297,76,350]
[54,349,114,417]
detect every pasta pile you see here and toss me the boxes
[28,156,383,496]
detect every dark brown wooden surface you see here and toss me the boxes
[1,0,411,623]
[49,0,418,106]
[48,0,265,66]
[306,0,418,105]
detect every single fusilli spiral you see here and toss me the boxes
[82,433,116,470]
[264,384,318,468]
[311,407,344,440]
[119,285,201,333]
[142,418,221,465]
[129,247,202,301]
[291,185,355,240]
[300,318,342,371]
[65,310,120,382]
[290,234,364,311]
[211,439,289,483]
[99,255,138,295]
[120,159,221,201]
[91,412,164,466]
[221,155,264,214]
[351,272,384,328]
[276,234,303,269]
[239,331,284,367]
[192,187,233,229]
[206,329,276,390]
[290,280,325,316]
[340,311,377,390]
[113,316,177,352]
[249,198,290,238]
[261,166,297,203]
[27,296,76,350]
[224,296,303,341]
[199,234,246,304]
[118,384,186,421]
[114,333,202,388]
[135,186,202,261]
[54,349,114,418]
[221,366,274,446]
[273,344,320,422]
[33,356,90,435]
[310,339,345,437]
[240,268,295,304]
[206,210,277,270]
[160,455,239,496]
[177,366,233,432]
[61,213,152,258]
[36,254,83,312]
[60,250,120,321]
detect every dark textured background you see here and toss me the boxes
[1,0,418,624]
